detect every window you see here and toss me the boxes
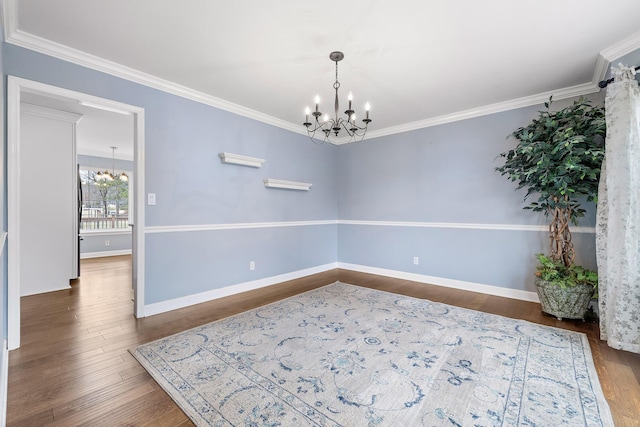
[79,167,130,230]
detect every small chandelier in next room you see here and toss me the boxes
[96,146,128,182]
[303,51,372,144]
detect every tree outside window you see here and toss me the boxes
[79,168,129,230]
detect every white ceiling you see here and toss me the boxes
[20,91,134,160]
[6,0,640,140]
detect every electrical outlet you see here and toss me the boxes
[105,240,110,246]
[413,256,419,265]
[250,261,255,271]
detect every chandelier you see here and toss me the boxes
[303,51,371,144]
[96,146,128,182]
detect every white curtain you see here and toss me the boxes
[596,64,640,353]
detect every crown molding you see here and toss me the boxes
[1,0,17,42]
[20,102,83,123]
[4,0,637,141]
[363,80,600,141]
[600,30,640,62]
[592,53,611,85]
[3,20,305,137]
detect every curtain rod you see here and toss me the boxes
[598,65,640,88]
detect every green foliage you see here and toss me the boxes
[534,254,598,290]
[497,97,606,283]
[495,97,606,223]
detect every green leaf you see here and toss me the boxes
[496,97,605,267]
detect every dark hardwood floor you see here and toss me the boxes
[7,256,640,426]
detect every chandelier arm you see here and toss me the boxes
[339,120,355,138]
[306,117,338,143]
[340,120,368,139]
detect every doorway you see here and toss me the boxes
[7,76,146,350]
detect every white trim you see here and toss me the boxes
[362,82,600,141]
[264,179,312,191]
[4,26,304,137]
[1,0,17,42]
[144,261,540,317]
[71,109,79,280]
[3,2,628,141]
[21,103,83,123]
[81,249,132,259]
[145,220,335,234]
[593,54,611,86]
[0,233,7,257]
[8,77,22,349]
[144,263,338,316]
[133,106,146,318]
[600,29,640,63]
[7,76,146,349]
[0,339,7,427]
[219,152,265,168]
[337,220,596,234]
[79,100,132,115]
[338,262,540,303]
[143,219,597,234]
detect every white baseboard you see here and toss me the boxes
[21,284,72,297]
[143,263,339,316]
[0,339,8,427]
[144,262,539,316]
[337,263,540,303]
[81,249,132,259]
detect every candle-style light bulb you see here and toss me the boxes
[314,95,320,112]
[305,107,310,123]
[323,114,329,122]
[348,92,353,110]
[365,102,370,119]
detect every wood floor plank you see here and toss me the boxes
[50,374,156,424]
[141,407,194,427]
[7,256,640,426]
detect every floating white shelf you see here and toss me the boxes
[218,152,265,168]
[263,179,312,191]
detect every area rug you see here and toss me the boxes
[132,282,613,426]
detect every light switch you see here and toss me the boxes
[147,193,156,205]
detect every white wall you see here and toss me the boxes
[19,104,81,296]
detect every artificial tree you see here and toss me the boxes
[496,96,606,271]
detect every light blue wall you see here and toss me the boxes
[337,97,602,293]
[0,40,609,308]
[141,95,338,227]
[81,232,131,255]
[146,225,337,304]
[4,44,338,305]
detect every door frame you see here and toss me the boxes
[7,76,146,350]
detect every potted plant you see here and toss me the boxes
[496,96,606,320]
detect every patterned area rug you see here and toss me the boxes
[132,282,613,426]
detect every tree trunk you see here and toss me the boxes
[548,195,574,267]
